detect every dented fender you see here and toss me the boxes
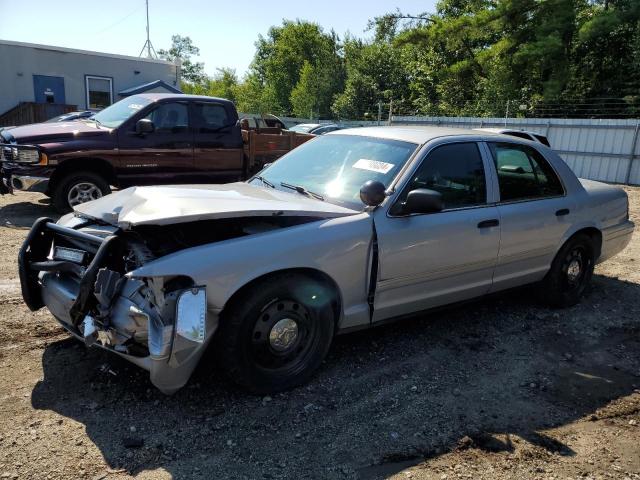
[129,212,375,331]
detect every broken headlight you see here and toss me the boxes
[175,287,206,343]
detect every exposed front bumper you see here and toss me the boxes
[19,218,216,394]
[10,175,49,192]
[1,163,54,195]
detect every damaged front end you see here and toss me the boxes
[19,217,212,394]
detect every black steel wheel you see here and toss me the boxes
[215,272,336,394]
[542,233,595,308]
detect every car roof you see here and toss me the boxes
[134,93,235,107]
[293,123,322,128]
[328,125,490,145]
[475,127,543,137]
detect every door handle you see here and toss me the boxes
[477,219,499,229]
[555,208,570,217]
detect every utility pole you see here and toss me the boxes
[388,99,393,126]
[377,101,382,126]
[139,0,158,59]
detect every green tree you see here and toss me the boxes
[290,62,319,118]
[233,73,281,114]
[207,68,239,102]
[569,0,640,100]
[158,35,206,85]
[332,39,411,119]
[249,20,345,115]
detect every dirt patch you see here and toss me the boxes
[0,188,639,479]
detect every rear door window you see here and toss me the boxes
[489,142,564,202]
[193,103,230,133]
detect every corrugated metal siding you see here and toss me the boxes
[393,116,640,185]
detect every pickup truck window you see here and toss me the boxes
[91,95,153,128]
[193,103,229,132]
[143,102,189,134]
[489,142,564,202]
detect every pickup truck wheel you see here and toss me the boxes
[215,273,335,394]
[542,233,595,308]
[52,171,111,213]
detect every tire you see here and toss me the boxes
[51,171,111,213]
[215,272,336,394]
[541,233,595,308]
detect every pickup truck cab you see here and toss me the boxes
[0,94,309,212]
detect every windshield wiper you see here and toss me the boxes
[280,182,325,201]
[254,175,275,188]
[87,118,103,127]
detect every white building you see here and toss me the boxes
[0,39,181,124]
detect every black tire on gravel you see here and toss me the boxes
[214,272,336,394]
[51,171,111,213]
[541,233,596,308]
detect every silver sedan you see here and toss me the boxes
[19,127,634,394]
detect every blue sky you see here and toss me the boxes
[0,0,437,77]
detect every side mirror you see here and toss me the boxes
[359,180,386,207]
[135,118,155,135]
[499,165,525,174]
[403,188,443,214]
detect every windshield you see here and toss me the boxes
[90,95,154,128]
[289,124,316,133]
[252,134,418,209]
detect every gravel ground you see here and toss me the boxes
[0,188,639,480]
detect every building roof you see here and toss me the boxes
[0,39,176,65]
[118,80,182,96]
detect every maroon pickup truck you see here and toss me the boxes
[0,93,312,212]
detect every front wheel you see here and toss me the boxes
[51,171,111,213]
[542,233,596,308]
[215,273,336,394]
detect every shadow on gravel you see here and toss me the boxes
[0,198,59,228]
[31,274,640,479]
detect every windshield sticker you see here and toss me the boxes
[353,158,395,174]
[128,104,144,110]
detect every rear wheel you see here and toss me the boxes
[215,273,336,394]
[542,233,595,308]
[51,171,111,213]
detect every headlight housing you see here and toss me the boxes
[0,145,46,164]
[175,287,206,343]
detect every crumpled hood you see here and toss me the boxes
[73,183,360,228]
[3,121,108,144]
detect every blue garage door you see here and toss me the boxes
[33,75,66,104]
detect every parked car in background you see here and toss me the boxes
[289,123,343,135]
[475,127,551,146]
[19,127,633,395]
[0,94,313,212]
[45,110,94,123]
